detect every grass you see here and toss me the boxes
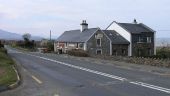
[12,45,36,52]
[0,48,17,86]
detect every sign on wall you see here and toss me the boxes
[95,33,103,39]
[68,43,75,47]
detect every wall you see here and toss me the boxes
[86,30,111,55]
[131,32,154,56]
[54,42,84,53]
[112,44,129,56]
[106,22,132,56]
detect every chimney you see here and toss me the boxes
[133,19,137,24]
[80,20,88,32]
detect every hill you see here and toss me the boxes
[0,29,42,41]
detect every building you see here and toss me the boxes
[106,19,156,56]
[54,20,156,57]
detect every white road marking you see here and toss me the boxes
[31,75,43,84]
[15,51,170,94]
[22,67,43,84]
[54,94,59,96]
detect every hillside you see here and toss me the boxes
[0,29,42,41]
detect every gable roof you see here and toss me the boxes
[103,30,130,44]
[56,28,98,42]
[117,23,155,33]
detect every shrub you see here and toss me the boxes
[156,47,170,59]
[0,48,7,54]
[0,42,4,48]
[67,49,89,57]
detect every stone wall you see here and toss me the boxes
[112,44,128,56]
[93,55,170,68]
[131,33,154,56]
[86,30,111,55]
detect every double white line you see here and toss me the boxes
[25,53,170,94]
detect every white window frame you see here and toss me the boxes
[96,38,101,46]
[147,37,152,43]
[96,49,102,55]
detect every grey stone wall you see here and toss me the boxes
[112,44,128,56]
[131,32,154,56]
[86,30,111,55]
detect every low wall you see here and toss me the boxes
[92,55,170,68]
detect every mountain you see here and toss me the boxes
[0,29,42,41]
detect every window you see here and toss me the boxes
[96,49,102,55]
[96,39,101,46]
[79,43,84,48]
[138,36,151,43]
[122,49,126,55]
[76,43,78,48]
[138,36,142,42]
[65,43,67,47]
[147,37,152,43]
[112,50,117,56]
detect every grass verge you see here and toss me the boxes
[0,48,17,86]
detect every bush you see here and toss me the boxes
[67,49,89,57]
[156,47,170,59]
[0,48,7,54]
[0,42,4,48]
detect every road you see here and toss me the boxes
[0,47,170,96]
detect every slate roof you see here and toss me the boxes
[117,23,155,33]
[103,30,130,44]
[56,28,98,42]
[56,28,129,44]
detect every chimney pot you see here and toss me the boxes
[133,19,137,24]
[80,20,88,32]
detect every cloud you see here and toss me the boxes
[0,0,170,38]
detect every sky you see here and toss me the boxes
[0,0,170,38]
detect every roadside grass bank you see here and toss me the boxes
[11,45,35,52]
[0,48,17,87]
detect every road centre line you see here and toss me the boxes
[31,75,43,84]
[22,67,42,84]
[19,52,170,94]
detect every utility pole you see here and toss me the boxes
[50,30,51,41]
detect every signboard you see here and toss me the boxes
[68,43,75,47]
[95,33,103,39]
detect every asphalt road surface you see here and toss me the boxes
[0,47,170,96]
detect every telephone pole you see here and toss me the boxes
[50,30,51,41]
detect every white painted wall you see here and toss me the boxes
[110,42,112,55]
[54,42,57,52]
[107,22,132,56]
[84,42,87,51]
[154,32,156,55]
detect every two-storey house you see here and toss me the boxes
[54,20,156,57]
[106,20,156,56]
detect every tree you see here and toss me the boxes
[22,33,34,48]
[23,33,31,42]
[0,40,3,48]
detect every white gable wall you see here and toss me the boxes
[107,22,132,56]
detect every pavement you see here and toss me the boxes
[0,47,170,96]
